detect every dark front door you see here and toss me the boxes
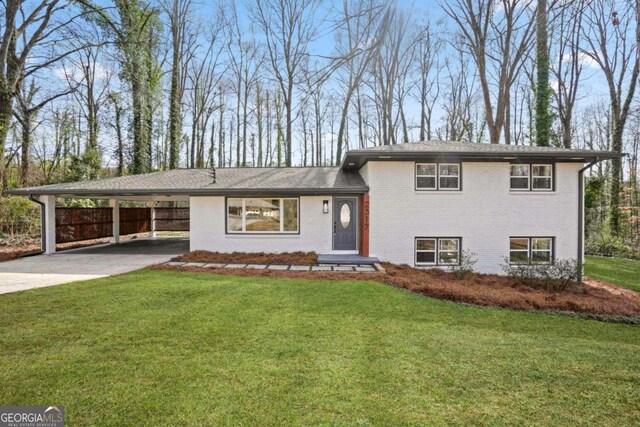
[333,197,357,250]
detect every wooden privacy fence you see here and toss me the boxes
[120,208,151,235]
[155,207,190,231]
[55,207,190,243]
[56,208,113,243]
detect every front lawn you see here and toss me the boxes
[1,270,639,426]
[586,256,640,292]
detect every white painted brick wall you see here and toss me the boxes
[190,196,334,253]
[362,161,581,274]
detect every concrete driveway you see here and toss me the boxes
[0,238,189,295]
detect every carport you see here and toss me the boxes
[8,178,192,255]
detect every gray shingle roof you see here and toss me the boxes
[8,167,368,197]
[341,140,623,170]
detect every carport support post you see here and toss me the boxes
[41,195,56,254]
[148,200,156,238]
[110,199,120,244]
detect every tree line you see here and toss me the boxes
[0,0,638,245]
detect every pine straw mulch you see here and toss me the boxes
[152,259,640,321]
[175,250,318,265]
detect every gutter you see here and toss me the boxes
[28,194,46,255]
[577,159,599,283]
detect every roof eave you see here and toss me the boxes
[7,187,369,197]
[340,151,624,170]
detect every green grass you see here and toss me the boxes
[1,270,639,426]
[586,256,640,292]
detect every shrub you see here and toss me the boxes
[586,233,640,260]
[451,250,478,279]
[0,196,40,238]
[500,258,581,292]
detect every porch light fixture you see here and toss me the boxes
[323,200,329,213]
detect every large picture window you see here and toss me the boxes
[416,163,461,190]
[510,164,553,191]
[415,237,461,266]
[509,237,553,264]
[227,198,299,233]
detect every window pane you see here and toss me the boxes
[439,177,459,189]
[417,176,436,189]
[510,177,529,189]
[417,239,436,250]
[439,251,459,264]
[416,251,435,264]
[283,199,298,232]
[510,251,529,263]
[416,164,436,175]
[532,238,551,250]
[510,238,529,250]
[532,177,551,189]
[532,165,552,177]
[532,251,551,263]
[439,164,459,176]
[510,165,529,177]
[440,239,459,251]
[227,199,243,232]
[245,199,280,231]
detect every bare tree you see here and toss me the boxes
[163,0,197,170]
[250,0,323,166]
[582,0,640,235]
[443,0,536,144]
[550,0,585,148]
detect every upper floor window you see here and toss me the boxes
[510,164,553,191]
[227,198,299,234]
[416,163,461,190]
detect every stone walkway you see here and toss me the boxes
[163,261,380,273]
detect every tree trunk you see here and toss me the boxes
[535,0,551,147]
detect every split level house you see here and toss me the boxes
[9,141,623,279]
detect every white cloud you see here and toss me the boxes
[54,61,113,82]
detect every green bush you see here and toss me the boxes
[500,258,582,292]
[586,233,640,260]
[0,196,40,238]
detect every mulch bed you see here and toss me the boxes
[154,255,640,320]
[176,250,318,265]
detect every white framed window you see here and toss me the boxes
[438,238,460,264]
[226,198,299,234]
[415,238,437,265]
[509,237,553,264]
[416,163,437,190]
[510,163,553,191]
[510,165,530,190]
[416,237,461,266]
[532,165,553,190]
[416,163,461,191]
[439,164,460,190]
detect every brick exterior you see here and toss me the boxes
[190,196,335,254]
[360,161,581,274]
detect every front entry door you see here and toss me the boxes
[333,197,357,251]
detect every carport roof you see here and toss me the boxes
[7,167,368,197]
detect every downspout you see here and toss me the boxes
[577,159,599,283]
[28,194,46,255]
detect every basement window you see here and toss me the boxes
[509,237,553,264]
[415,237,461,266]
